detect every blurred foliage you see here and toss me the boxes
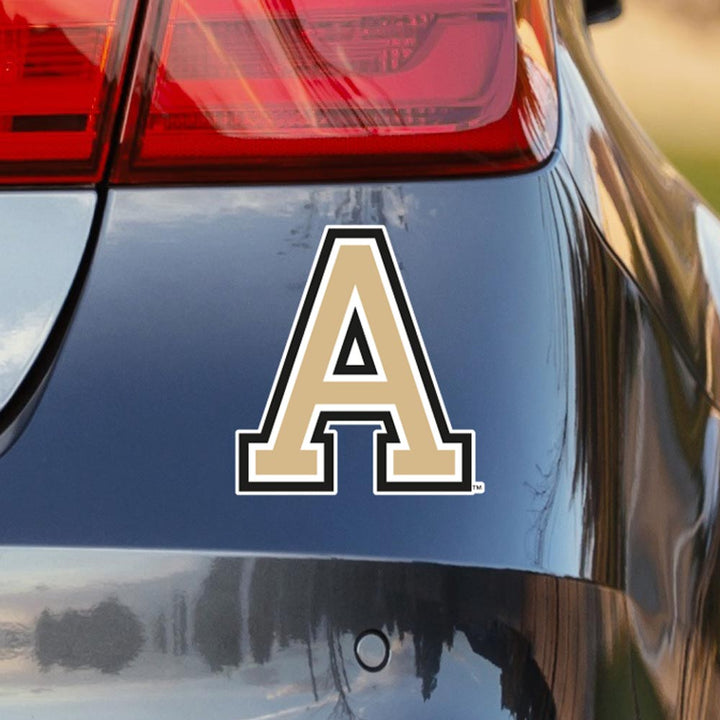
[592,0,720,214]
[667,150,720,213]
[654,0,720,21]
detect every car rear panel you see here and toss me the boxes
[0,168,714,581]
[1,165,719,717]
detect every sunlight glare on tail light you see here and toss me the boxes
[0,0,138,184]
[115,0,557,183]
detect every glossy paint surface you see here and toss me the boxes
[5,176,584,571]
[0,192,94,452]
[0,166,718,604]
[0,548,635,720]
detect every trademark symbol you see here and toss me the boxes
[473,482,486,494]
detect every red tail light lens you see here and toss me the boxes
[114,0,557,183]
[0,0,138,184]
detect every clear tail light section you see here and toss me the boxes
[114,0,557,183]
[0,0,138,184]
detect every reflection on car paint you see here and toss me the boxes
[0,192,93,452]
[556,0,720,404]
[0,548,636,719]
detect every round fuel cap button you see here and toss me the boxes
[354,629,391,672]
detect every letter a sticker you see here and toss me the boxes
[236,226,478,495]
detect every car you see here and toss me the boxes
[0,0,719,717]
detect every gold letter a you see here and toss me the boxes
[236,226,475,495]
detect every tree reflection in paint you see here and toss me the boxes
[190,557,556,719]
[35,597,144,674]
[194,558,243,671]
[26,558,557,718]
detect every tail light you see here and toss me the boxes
[0,0,557,185]
[0,0,138,184]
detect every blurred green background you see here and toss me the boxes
[591,0,720,211]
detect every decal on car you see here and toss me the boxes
[236,226,479,495]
